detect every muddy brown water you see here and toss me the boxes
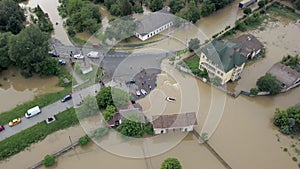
[1,1,300,169]
[0,67,63,113]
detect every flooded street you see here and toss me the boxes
[20,0,72,45]
[0,68,63,112]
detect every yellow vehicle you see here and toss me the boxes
[8,118,21,127]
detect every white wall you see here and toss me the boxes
[135,21,174,41]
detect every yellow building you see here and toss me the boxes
[199,40,248,85]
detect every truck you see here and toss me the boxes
[239,0,257,9]
[25,106,41,118]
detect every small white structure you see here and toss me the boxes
[152,112,197,135]
[134,7,175,41]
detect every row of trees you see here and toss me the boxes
[104,0,143,16]
[274,105,300,135]
[58,0,101,34]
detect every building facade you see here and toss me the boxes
[199,40,248,85]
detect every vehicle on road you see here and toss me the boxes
[238,0,257,8]
[136,90,141,96]
[141,89,147,95]
[61,94,72,102]
[126,80,136,85]
[48,51,59,57]
[58,59,66,65]
[0,125,5,132]
[25,106,41,118]
[87,51,99,58]
[8,118,21,127]
[73,54,84,59]
[166,97,176,102]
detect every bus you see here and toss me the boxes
[239,0,257,9]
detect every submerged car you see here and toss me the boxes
[0,125,5,132]
[61,94,72,102]
[8,118,21,127]
[73,54,84,59]
[166,97,176,102]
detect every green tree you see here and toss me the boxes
[43,155,56,167]
[177,1,201,23]
[149,0,164,12]
[256,73,282,95]
[77,96,99,119]
[8,25,51,76]
[92,128,109,139]
[102,105,116,121]
[235,20,247,32]
[161,158,182,169]
[200,0,216,17]
[250,88,259,95]
[117,114,146,137]
[133,5,144,13]
[0,32,12,72]
[104,17,136,41]
[169,0,185,14]
[258,0,265,8]
[188,38,200,52]
[39,58,60,76]
[96,86,130,109]
[79,135,91,146]
[0,0,25,34]
[243,7,252,15]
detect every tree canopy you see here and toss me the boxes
[256,73,282,95]
[200,0,216,17]
[149,0,164,12]
[0,32,12,73]
[177,1,201,23]
[77,96,99,119]
[104,17,136,41]
[169,0,185,14]
[188,38,200,52]
[0,0,25,34]
[96,86,130,109]
[161,158,182,169]
[8,25,57,76]
[102,105,116,121]
[274,105,300,135]
[117,114,146,137]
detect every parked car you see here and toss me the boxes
[166,97,176,102]
[58,59,66,65]
[61,94,72,102]
[25,106,41,118]
[8,118,21,127]
[48,51,59,57]
[0,125,5,132]
[136,90,141,96]
[140,89,147,95]
[73,54,84,59]
[87,51,99,58]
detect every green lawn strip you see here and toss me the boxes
[183,55,200,73]
[0,108,79,160]
[267,2,300,21]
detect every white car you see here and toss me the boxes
[140,89,147,95]
[87,51,99,58]
[166,97,176,102]
[136,90,141,96]
[73,54,84,59]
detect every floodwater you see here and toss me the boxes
[0,67,63,113]
[20,0,72,45]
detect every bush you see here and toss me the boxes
[250,88,259,95]
[67,27,76,37]
[243,7,252,15]
[144,123,154,135]
[79,135,90,146]
[43,155,56,167]
[133,5,144,13]
[92,127,109,139]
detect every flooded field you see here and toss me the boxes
[0,68,63,112]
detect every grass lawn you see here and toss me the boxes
[267,2,300,21]
[0,108,79,160]
[184,55,200,72]
[74,63,100,81]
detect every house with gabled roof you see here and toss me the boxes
[233,34,264,59]
[152,112,197,135]
[134,7,175,41]
[199,40,248,85]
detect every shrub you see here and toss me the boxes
[43,155,56,167]
[67,27,76,37]
[79,135,91,146]
[144,123,154,135]
[250,88,259,95]
[293,157,298,162]
[92,127,109,139]
[243,7,252,15]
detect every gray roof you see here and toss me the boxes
[152,112,197,129]
[233,34,264,57]
[202,40,248,72]
[267,62,300,88]
[135,8,175,35]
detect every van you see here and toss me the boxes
[25,106,41,118]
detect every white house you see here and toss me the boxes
[152,112,197,135]
[134,7,175,41]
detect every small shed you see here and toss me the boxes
[152,112,197,135]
